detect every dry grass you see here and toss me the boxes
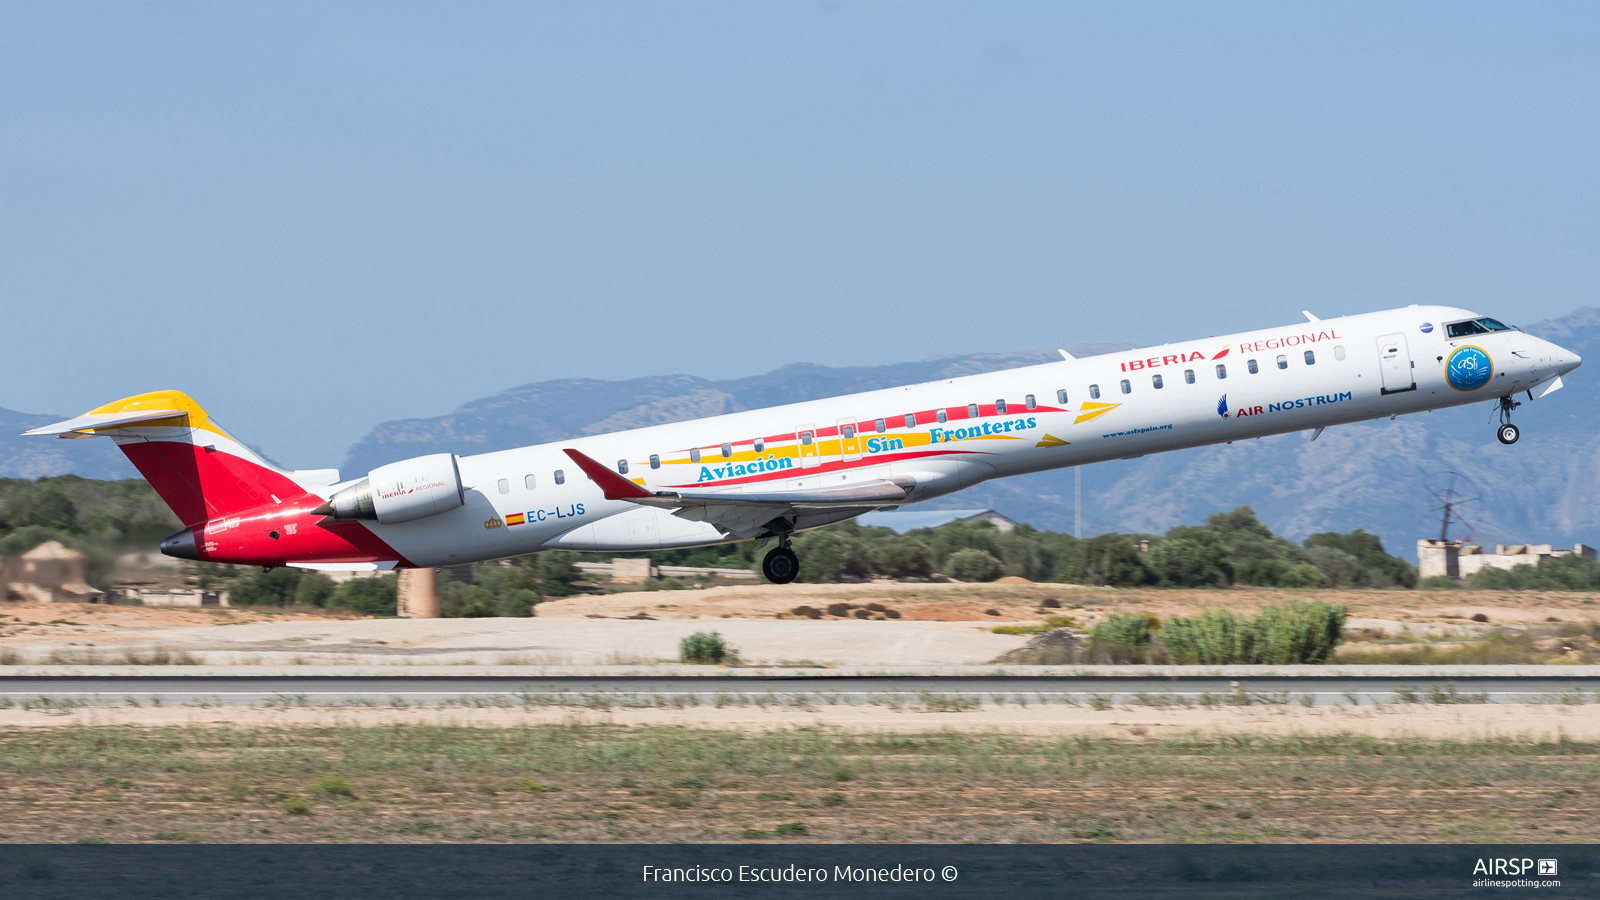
[0,723,1593,844]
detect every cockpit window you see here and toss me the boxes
[1446,318,1514,338]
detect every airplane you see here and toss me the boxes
[24,305,1582,584]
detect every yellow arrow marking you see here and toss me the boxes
[1073,402,1121,425]
[1035,434,1070,448]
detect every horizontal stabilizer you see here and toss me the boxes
[287,561,399,572]
[22,408,187,437]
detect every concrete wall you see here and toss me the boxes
[126,589,229,607]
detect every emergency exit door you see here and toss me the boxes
[1377,333,1415,394]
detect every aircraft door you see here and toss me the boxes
[796,425,820,468]
[1377,333,1415,394]
[837,418,862,462]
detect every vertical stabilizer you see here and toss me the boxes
[22,391,310,527]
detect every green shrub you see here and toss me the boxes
[1461,554,1600,591]
[679,631,736,665]
[1302,529,1416,588]
[310,774,354,798]
[1056,534,1153,586]
[1087,613,1157,663]
[792,531,872,582]
[868,536,934,578]
[227,568,344,609]
[1159,601,1346,664]
[1144,527,1232,587]
[1276,564,1330,588]
[282,797,310,815]
[330,574,398,616]
[945,548,1003,582]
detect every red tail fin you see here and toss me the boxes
[30,391,313,527]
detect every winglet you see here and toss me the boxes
[1057,348,1075,361]
[1302,310,1320,322]
[562,448,651,500]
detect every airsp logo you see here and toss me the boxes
[1472,858,1554,876]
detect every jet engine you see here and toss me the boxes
[318,453,465,524]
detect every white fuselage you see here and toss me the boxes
[350,305,1579,567]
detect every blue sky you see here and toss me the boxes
[2,3,1596,468]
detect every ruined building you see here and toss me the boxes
[1417,539,1596,580]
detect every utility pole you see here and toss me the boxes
[1074,467,1082,539]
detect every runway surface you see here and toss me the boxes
[2,673,1595,706]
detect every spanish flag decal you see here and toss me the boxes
[505,512,527,526]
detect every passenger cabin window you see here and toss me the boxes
[1247,359,1259,374]
[617,460,629,474]
[966,403,979,418]
[1056,389,1068,404]
[1089,384,1100,399]
[690,448,701,463]
[1184,369,1195,384]
[903,413,916,429]
[721,442,733,458]
[1304,350,1315,365]
[1025,394,1037,410]
[1216,364,1227,379]
[800,432,814,445]
[874,418,886,433]
[754,438,765,452]
[1276,355,1287,369]
[996,399,1007,414]
[497,478,509,494]
[937,409,948,424]
[1446,320,1488,338]
[1152,374,1164,389]
[1119,379,1131,394]
[649,455,660,470]
[1334,345,1346,361]
[525,474,536,489]
[554,469,565,485]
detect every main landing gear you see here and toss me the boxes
[1496,396,1521,445]
[762,534,799,584]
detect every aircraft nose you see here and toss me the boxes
[1548,339,1582,375]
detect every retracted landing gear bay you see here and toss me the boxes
[1497,396,1521,445]
[762,534,799,584]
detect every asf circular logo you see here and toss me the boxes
[1446,345,1493,391]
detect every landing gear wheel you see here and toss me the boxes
[763,547,800,584]
[1497,423,1520,445]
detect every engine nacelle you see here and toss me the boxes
[322,453,465,524]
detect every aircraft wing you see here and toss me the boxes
[561,448,912,538]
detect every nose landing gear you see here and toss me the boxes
[762,533,800,584]
[1496,396,1521,445]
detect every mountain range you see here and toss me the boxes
[10,311,1598,560]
